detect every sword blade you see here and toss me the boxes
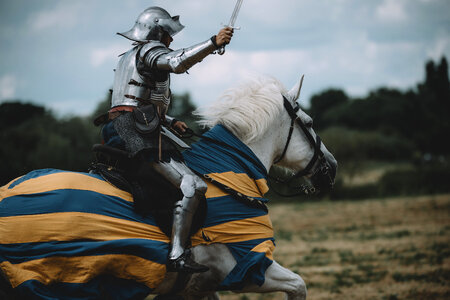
[218,0,243,55]
[228,0,243,27]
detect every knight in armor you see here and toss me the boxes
[98,7,233,273]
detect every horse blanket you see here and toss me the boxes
[0,169,168,299]
[0,125,275,298]
[183,124,275,289]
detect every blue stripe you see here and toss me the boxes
[225,238,275,256]
[16,276,151,300]
[203,195,267,227]
[7,169,103,190]
[0,189,158,227]
[203,125,266,176]
[8,169,64,189]
[0,239,168,265]
[183,125,267,179]
[220,238,275,288]
[220,251,273,289]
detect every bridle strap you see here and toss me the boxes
[283,97,316,146]
[292,135,322,178]
[273,116,296,164]
[271,97,325,185]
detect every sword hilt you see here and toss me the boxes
[217,25,240,55]
[217,46,226,55]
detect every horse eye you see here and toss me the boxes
[306,120,313,128]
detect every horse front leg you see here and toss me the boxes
[240,261,307,300]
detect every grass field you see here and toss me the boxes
[219,194,450,300]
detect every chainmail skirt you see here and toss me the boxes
[102,112,182,163]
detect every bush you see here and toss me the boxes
[378,167,450,196]
[320,127,415,163]
[330,166,450,200]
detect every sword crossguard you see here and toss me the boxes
[220,23,241,30]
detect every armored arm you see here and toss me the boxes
[142,38,218,74]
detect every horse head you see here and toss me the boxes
[276,75,338,194]
[196,75,337,195]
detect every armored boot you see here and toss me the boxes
[166,175,209,273]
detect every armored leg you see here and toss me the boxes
[151,159,208,273]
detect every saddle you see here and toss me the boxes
[90,144,206,238]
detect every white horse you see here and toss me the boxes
[154,75,337,299]
[0,75,336,300]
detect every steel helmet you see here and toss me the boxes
[118,6,185,42]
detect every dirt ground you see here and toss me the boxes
[218,194,450,300]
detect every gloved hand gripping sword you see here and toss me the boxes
[218,0,244,55]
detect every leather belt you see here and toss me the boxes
[108,105,136,120]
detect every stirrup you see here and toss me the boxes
[167,250,209,274]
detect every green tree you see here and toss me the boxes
[311,56,449,157]
[309,89,349,129]
[417,57,450,154]
[0,102,98,185]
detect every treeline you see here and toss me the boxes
[306,57,450,199]
[0,93,198,186]
[311,57,449,160]
[0,102,99,185]
[1,57,449,198]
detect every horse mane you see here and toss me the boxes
[195,76,287,143]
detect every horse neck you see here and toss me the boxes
[245,129,281,172]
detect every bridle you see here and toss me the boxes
[182,95,333,197]
[269,96,332,196]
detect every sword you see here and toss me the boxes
[161,126,191,149]
[217,0,244,55]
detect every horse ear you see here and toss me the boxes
[288,75,305,102]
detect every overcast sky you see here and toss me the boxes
[0,0,449,116]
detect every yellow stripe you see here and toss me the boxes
[191,215,273,246]
[204,180,228,198]
[0,172,132,203]
[251,239,275,260]
[0,212,169,244]
[0,254,166,289]
[206,172,268,198]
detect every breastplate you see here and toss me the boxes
[111,46,171,111]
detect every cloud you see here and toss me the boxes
[376,0,408,22]
[0,75,17,100]
[171,48,329,108]
[28,2,84,31]
[171,29,426,108]
[90,44,130,67]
